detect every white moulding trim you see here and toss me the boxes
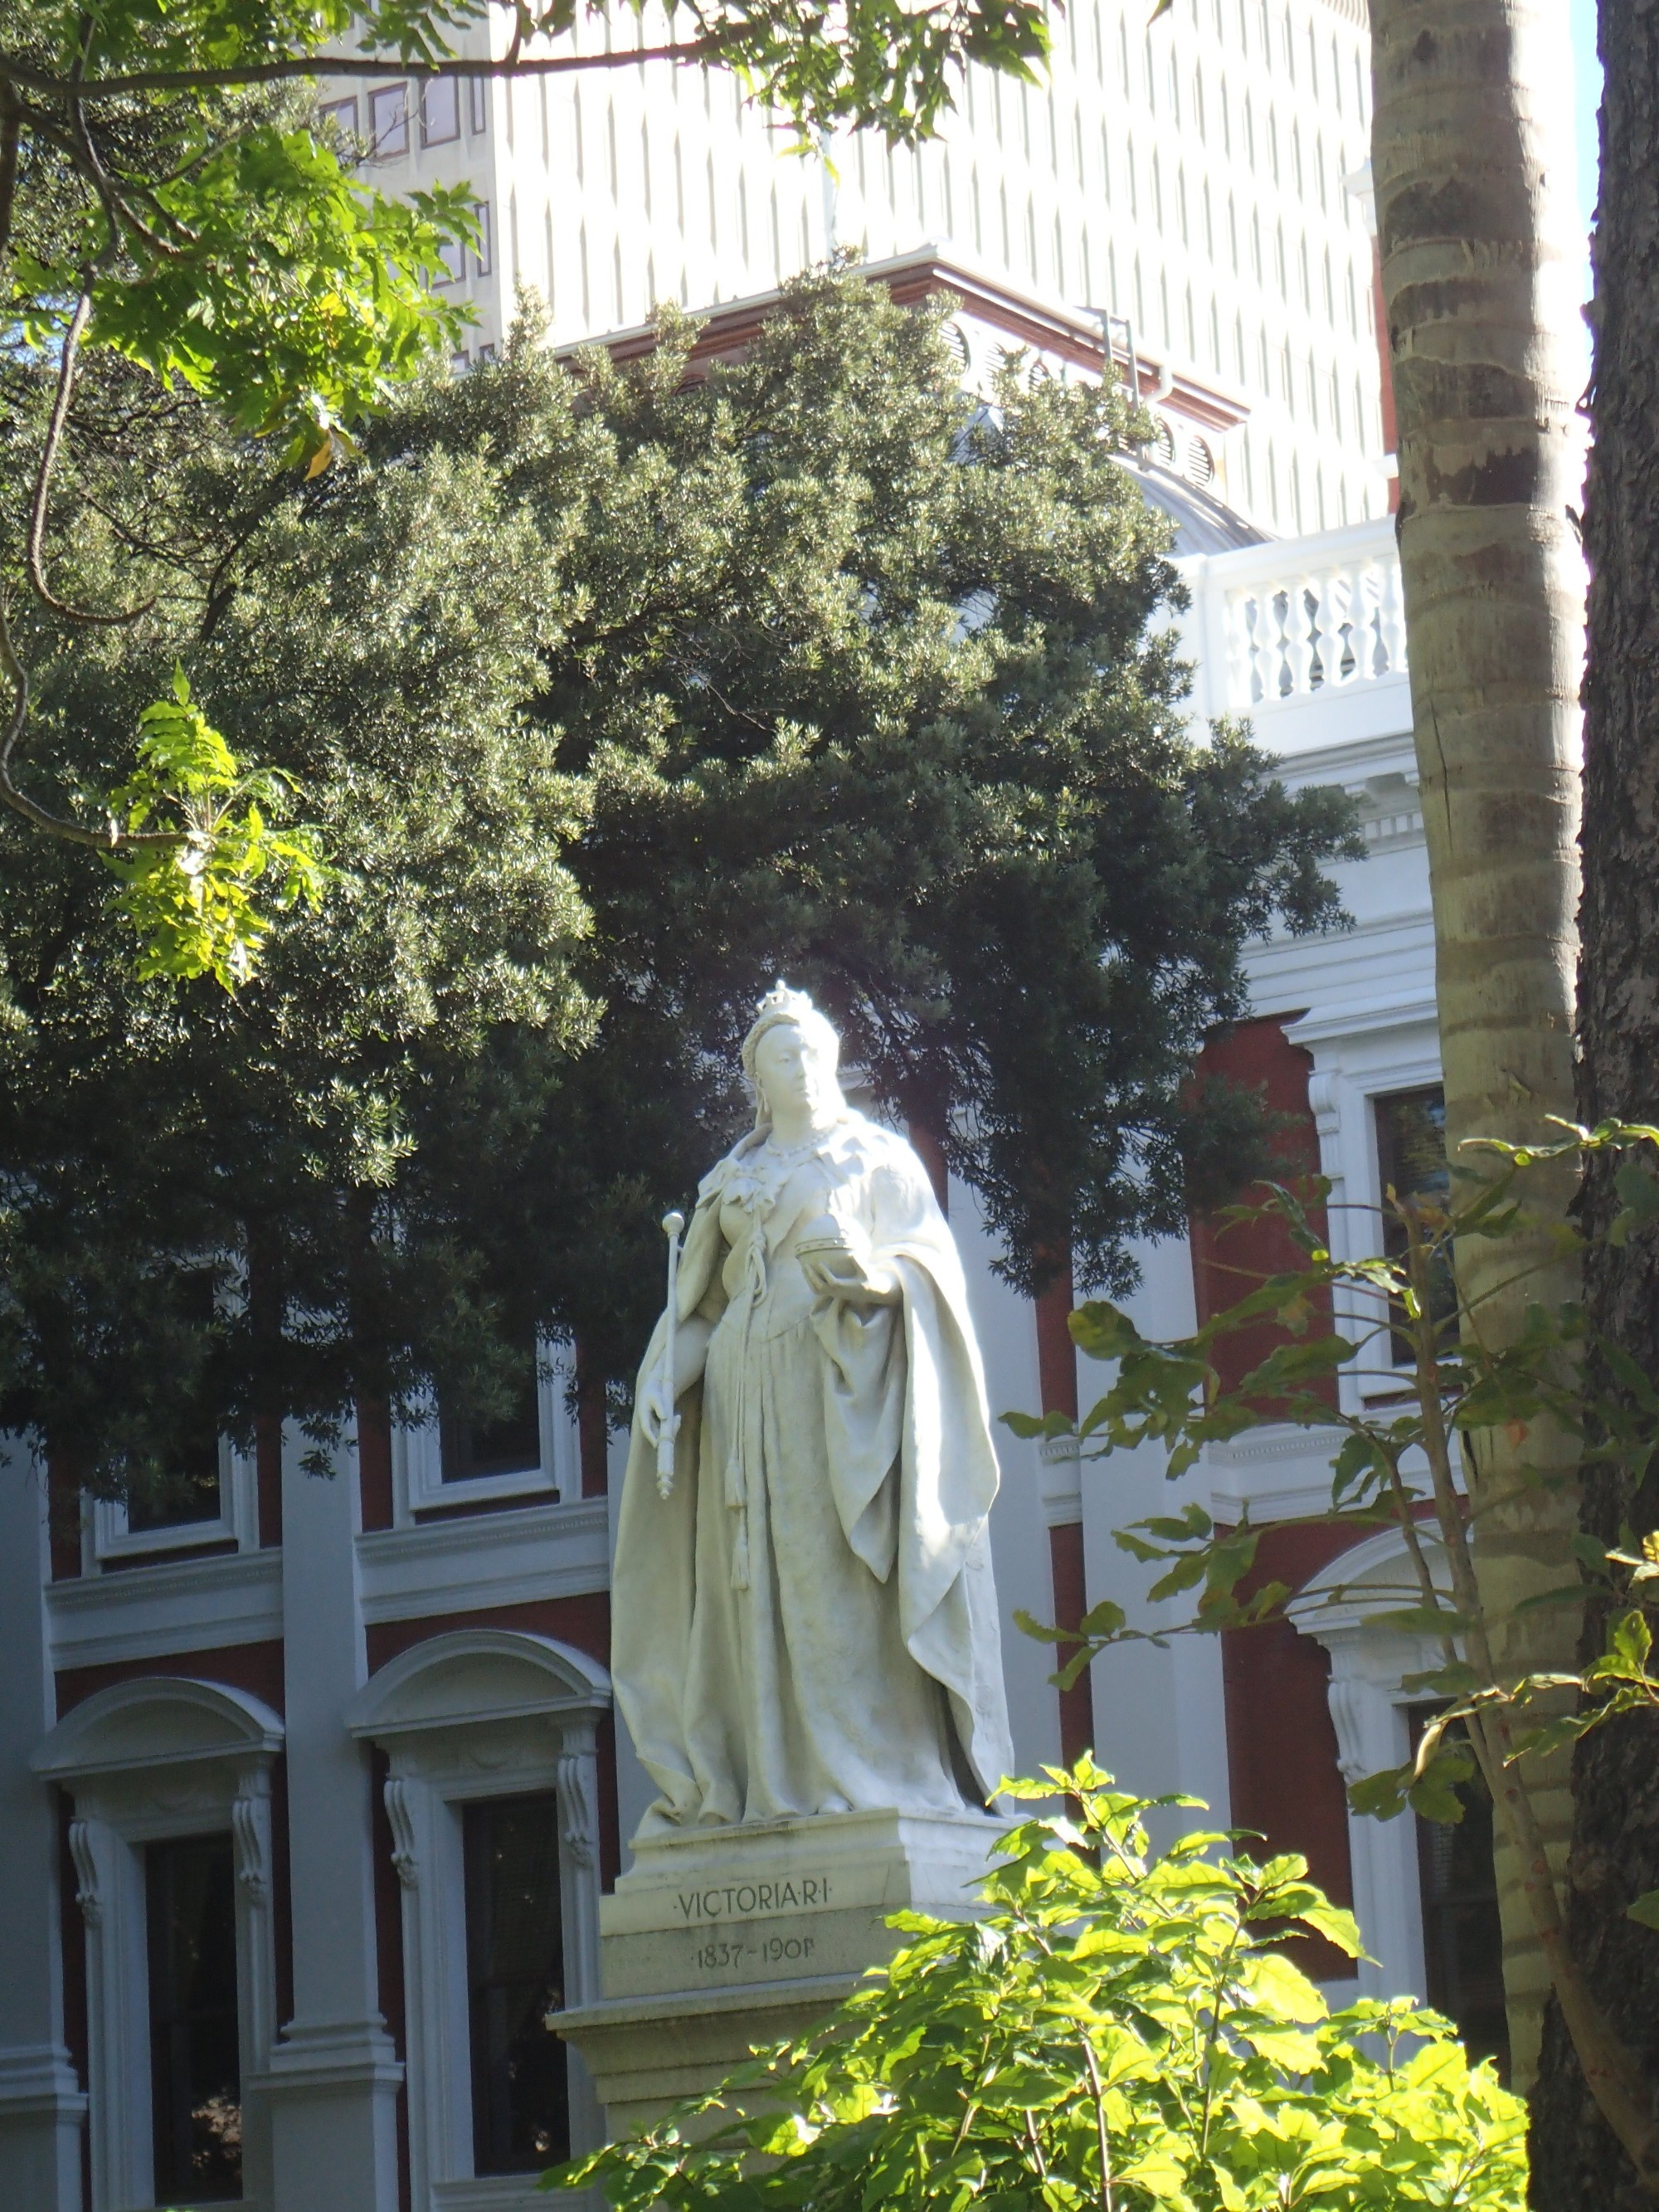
[343,1626,611,1741]
[1283,992,1441,1049]
[32,1674,283,1784]
[356,1496,611,1625]
[347,1628,611,2210]
[47,1548,284,1673]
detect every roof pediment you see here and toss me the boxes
[345,1629,610,1742]
[34,1676,284,1781]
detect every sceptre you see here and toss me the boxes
[655,1210,685,1498]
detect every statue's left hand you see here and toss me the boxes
[799,1244,900,1306]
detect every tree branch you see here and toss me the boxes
[0,40,727,101]
[27,289,157,626]
[0,80,21,253]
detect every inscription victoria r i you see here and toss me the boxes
[676,1872,833,1922]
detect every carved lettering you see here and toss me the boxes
[674,1871,834,1921]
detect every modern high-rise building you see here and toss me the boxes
[322,0,1386,536]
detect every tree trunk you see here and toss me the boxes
[1369,0,1587,2091]
[1531,4,1659,2201]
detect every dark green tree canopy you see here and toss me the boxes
[403,275,1355,1308]
[0,0,1048,961]
[0,270,1355,1488]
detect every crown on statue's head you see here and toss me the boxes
[753,980,818,1030]
[740,980,841,1085]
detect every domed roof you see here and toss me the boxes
[1117,455,1267,556]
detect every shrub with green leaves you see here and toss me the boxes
[548,1761,1526,2212]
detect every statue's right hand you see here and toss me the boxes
[638,1372,671,1449]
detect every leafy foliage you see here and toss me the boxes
[549,1761,1527,2212]
[0,275,1350,1504]
[399,275,1354,1316]
[1005,1128,1659,1800]
[0,385,594,1482]
[1005,1126,1659,2166]
[100,668,330,985]
[0,0,1049,928]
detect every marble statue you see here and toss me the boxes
[612,984,1014,1833]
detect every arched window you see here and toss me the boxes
[35,1678,285,2211]
[346,1630,612,2198]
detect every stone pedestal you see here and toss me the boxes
[557,1807,1001,2139]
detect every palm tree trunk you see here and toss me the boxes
[1530,5,1659,2203]
[1368,0,1585,2092]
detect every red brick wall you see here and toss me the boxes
[55,1638,286,1720]
[1221,1520,1359,1978]
[1188,1015,1335,1403]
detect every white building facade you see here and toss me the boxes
[322,0,1387,537]
[0,12,1500,2210]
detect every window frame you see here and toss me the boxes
[421,75,461,147]
[1280,999,1443,1416]
[1372,1083,1453,1371]
[32,1678,283,2212]
[368,80,410,160]
[89,1438,259,1569]
[318,93,360,144]
[394,1341,579,1521]
[345,1630,609,2212]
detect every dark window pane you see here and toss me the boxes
[147,1834,242,2201]
[125,1445,221,1532]
[1375,1086,1456,1363]
[128,1271,224,1530]
[440,1345,542,1483]
[1408,1706,1509,2078]
[463,1794,567,2174]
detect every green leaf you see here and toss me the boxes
[1070,1300,1144,1361]
[101,678,333,987]
[1241,1951,1326,2023]
[1399,1663,1482,1698]
[1628,1890,1659,1931]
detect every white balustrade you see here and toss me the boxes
[1185,520,1409,733]
[1224,549,1405,705]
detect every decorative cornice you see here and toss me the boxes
[357,1496,610,1624]
[48,1547,282,1670]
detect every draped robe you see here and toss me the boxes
[612,1113,1014,1830]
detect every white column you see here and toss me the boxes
[556,1723,606,2155]
[71,1815,151,2211]
[382,1775,469,2212]
[1078,1245,1234,1845]
[260,1430,402,2212]
[0,1442,87,2211]
[1318,1632,1431,2004]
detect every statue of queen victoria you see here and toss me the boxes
[612,985,1014,1833]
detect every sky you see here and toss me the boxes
[1571,0,1600,286]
